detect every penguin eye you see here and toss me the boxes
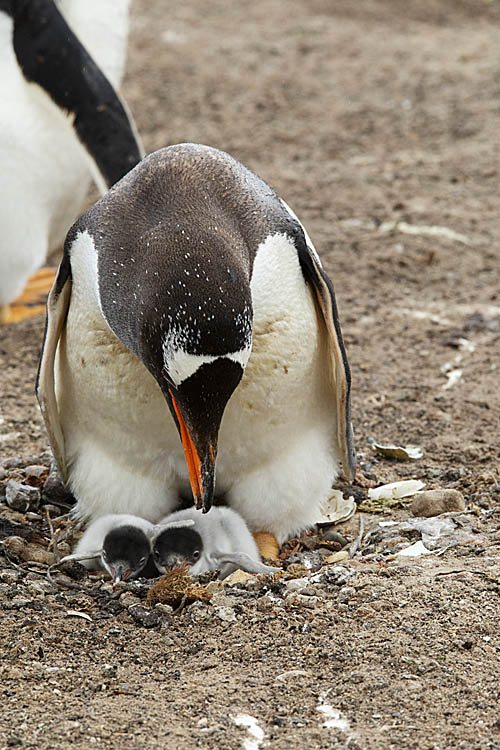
[139,557,147,567]
[153,549,160,561]
[102,550,108,563]
[192,550,200,560]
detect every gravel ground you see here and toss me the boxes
[1,0,500,748]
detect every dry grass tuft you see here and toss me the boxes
[145,563,212,608]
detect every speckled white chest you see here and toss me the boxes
[58,230,339,541]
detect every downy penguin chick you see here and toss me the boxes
[153,524,204,572]
[153,506,278,579]
[73,514,155,583]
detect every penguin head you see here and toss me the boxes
[101,525,152,583]
[153,525,204,575]
[95,194,254,514]
[135,251,253,513]
[163,355,248,512]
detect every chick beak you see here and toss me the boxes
[169,553,191,570]
[111,565,124,584]
[169,390,216,512]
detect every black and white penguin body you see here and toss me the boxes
[72,514,156,582]
[153,506,274,579]
[38,143,355,544]
[0,0,142,307]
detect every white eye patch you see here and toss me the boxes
[162,343,252,387]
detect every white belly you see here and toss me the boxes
[0,5,129,305]
[58,232,339,541]
[0,16,90,303]
[55,231,185,521]
[219,234,339,541]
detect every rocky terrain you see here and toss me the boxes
[1,0,499,748]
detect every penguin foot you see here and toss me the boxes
[253,531,280,561]
[1,267,56,324]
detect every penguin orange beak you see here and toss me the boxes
[169,391,216,511]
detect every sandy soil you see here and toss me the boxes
[1,0,499,748]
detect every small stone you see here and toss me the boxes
[319,566,355,587]
[26,580,56,596]
[214,605,236,622]
[411,489,465,518]
[128,604,160,628]
[224,569,255,586]
[2,599,32,610]
[256,594,275,612]
[59,559,88,581]
[2,536,57,565]
[154,602,174,616]
[2,666,24,680]
[318,548,335,559]
[102,664,117,678]
[63,721,81,732]
[206,580,225,594]
[287,550,323,569]
[285,592,319,609]
[5,480,41,512]
[42,471,74,505]
[23,465,48,479]
[1,456,23,469]
[356,603,376,618]
[0,467,6,480]
[338,585,356,603]
[284,577,310,593]
[190,602,211,623]
[244,577,263,591]
[25,512,42,521]
[0,570,21,584]
[0,507,26,523]
[320,530,348,546]
[323,550,349,563]
[210,592,238,608]
[119,592,142,608]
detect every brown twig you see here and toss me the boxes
[348,514,365,558]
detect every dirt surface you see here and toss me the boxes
[1,0,500,748]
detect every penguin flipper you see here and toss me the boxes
[214,552,280,579]
[9,0,143,192]
[296,238,356,481]
[36,256,72,484]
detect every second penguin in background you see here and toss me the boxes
[153,506,279,579]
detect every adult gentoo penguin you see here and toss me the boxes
[0,0,142,323]
[37,143,355,549]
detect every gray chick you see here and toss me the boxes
[153,506,279,579]
[70,514,156,583]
